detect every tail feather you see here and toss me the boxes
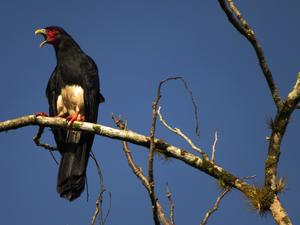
[57,141,91,201]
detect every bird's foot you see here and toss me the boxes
[35,112,49,117]
[66,112,85,128]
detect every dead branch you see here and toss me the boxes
[218,0,282,109]
[1,113,295,224]
[148,82,162,225]
[200,187,231,225]
[90,152,112,225]
[0,115,253,195]
[33,125,59,165]
[166,183,175,225]
[91,198,100,225]
[157,106,205,157]
[211,130,218,162]
[113,115,170,225]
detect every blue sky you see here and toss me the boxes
[0,0,299,224]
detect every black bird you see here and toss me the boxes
[35,26,104,201]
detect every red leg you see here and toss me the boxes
[66,112,85,127]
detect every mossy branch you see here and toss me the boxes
[0,114,250,192]
[0,114,294,224]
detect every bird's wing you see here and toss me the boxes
[46,67,67,147]
[46,67,59,117]
[82,56,102,123]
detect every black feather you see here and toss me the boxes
[44,26,103,201]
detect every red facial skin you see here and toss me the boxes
[45,28,59,44]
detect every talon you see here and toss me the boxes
[66,112,84,128]
[35,112,49,117]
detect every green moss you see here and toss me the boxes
[93,125,101,133]
[246,186,274,215]
[72,122,82,130]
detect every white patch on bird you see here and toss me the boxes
[57,85,85,117]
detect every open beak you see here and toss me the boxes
[35,28,48,47]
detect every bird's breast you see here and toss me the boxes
[56,85,85,116]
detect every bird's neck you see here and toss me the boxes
[54,38,83,64]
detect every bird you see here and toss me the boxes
[35,26,104,201]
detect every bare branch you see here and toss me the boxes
[0,115,253,195]
[91,198,100,225]
[265,73,300,191]
[149,82,161,225]
[166,183,175,225]
[218,0,282,109]
[113,115,170,225]
[270,196,292,225]
[33,125,59,165]
[200,187,231,225]
[147,76,201,224]
[157,106,205,157]
[90,152,112,225]
[211,130,218,162]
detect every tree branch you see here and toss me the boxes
[0,115,252,195]
[200,187,231,225]
[270,196,292,225]
[1,114,294,224]
[265,73,300,191]
[113,116,170,225]
[157,106,205,157]
[166,183,175,225]
[218,0,282,109]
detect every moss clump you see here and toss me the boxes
[93,125,101,133]
[71,122,82,130]
[247,186,274,215]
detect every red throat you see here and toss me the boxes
[46,29,59,43]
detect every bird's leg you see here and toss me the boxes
[67,112,79,127]
[66,112,85,128]
[35,112,49,117]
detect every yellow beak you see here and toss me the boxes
[34,28,47,47]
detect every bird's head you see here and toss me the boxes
[35,26,66,47]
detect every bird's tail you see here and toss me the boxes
[57,140,91,201]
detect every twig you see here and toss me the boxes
[91,198,100,225]
[166,183,175,225]
[218,0,282,109]
[90,152,112,225]
[157,106,205,157]
[113,115,170,225]
[211,130,218,162]
[149,84,161,225]
[33,125,59,165]
[148,76,197,224]
[200,187,231,225]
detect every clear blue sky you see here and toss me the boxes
[0,0,299,224]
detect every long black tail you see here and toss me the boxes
[57,133,93,201]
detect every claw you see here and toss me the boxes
[35,112,49,117]
[67,112,85,128]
